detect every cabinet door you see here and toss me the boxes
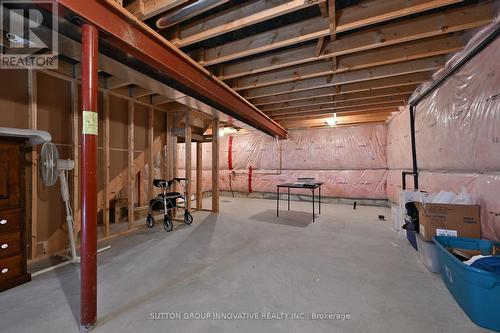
[0,142,22,209]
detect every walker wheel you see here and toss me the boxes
[164,216,173,232]
[184,212,193,225]
[146,214,155,228]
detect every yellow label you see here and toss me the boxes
[82,111,98,135]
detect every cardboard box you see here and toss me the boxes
[414,202,480,241]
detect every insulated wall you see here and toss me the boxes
[213,125,388,199]
[387,35,500,241]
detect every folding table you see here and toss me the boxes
[276,182,324,222]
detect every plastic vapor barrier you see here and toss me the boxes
[387,33,500,241]
[211,125,388,199]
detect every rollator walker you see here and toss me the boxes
[146,178,193,232]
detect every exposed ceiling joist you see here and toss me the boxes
[196,0,489,68]
[271,101,405,119]
[259,86,417,111]
[170,0,325,48]
[279,111,395,128]
[336,0,463,34]
[264,94,411,116]
[242,56,444,99]
[117,0,491,127]
[251,72,433,106]
[229,35,463,91]
[275,103,401,122]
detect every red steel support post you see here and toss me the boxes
[80,23,99,332]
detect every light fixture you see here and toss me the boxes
[218,127,238,137]
[325,113,337,126]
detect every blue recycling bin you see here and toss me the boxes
[433,236,500,332]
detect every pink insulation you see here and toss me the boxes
[215,125,388,199]
[387,36,500,241]
[177,143,213,193]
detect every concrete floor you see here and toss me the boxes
[0,197,489,333]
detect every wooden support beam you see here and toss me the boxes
[278,111,395,124]
[315,37,326,57]
[281,113,391,128]
[70,79,80,244]
[273,105,400,121]
[211,119,219,213]
[127,101,135,229]
[266,95,410,117]
[184,110,192,213]
[28,69,37,259]
[251,72,432,106]
[243,56,444,99]
[336,0,462,34]
[173,128,206,142]
[197,16,328,66]
[231,35,462,91]
[103,91,111,237]
[206,2,492,73]
[280,110,394,125]
[148,107,154,201]
[196,142,203,211]
[170,0,325,48]
[166,113,175,180]
[172,134,178,217]
[260,85,416,112]
[328,0,336,37]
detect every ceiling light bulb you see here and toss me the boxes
[326,115,337,126]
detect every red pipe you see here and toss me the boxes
[228,136,233,170]
[80,23,99,332]
[248,166,253,193]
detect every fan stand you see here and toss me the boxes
[32,170,111,277]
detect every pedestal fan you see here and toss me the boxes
[33,142,110,276]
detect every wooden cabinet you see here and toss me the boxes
[0,138,30,292]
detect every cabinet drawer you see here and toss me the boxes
[0,255,22,283]
[0,232,21,259]
[0,208,22,233]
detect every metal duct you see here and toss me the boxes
[156,0,230,29]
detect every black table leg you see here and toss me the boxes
[277,187,279,217]
[319,186,321,215]
[287,187,290,211]
[312,188,315,222]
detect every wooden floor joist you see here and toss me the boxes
[170,0,325,48]
[259,86,417,111]
[243,57,444,100]
[265,95,410,117]
[197,0,491,68]
[229,35,463,91]
[271,102,405,120]
[251,72,432,106]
